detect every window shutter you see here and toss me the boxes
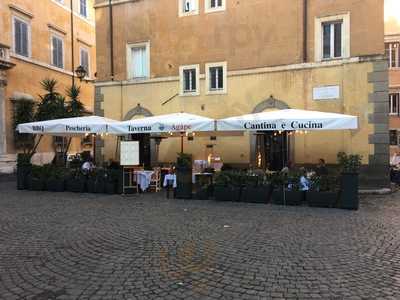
[21,22,28,56]
[52,37,58,66]
[58,39,63,68]
[14,20,21,54]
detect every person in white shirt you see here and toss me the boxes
[391,152,400,167]
[81,158,95,175]
[299,168,310,191]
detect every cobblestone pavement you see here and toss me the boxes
[1,182,400,300]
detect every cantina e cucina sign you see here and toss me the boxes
[243,121,323,130]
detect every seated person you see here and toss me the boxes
[315,158,328,176]
[299,168,310,191]
[81,158,95,175]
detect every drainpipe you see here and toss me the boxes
[70,0,75,85]
[303,0,308,62]
[109,0,115,81]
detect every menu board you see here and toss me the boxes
[120,141,140,166]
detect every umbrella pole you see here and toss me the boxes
[180,133,184,154]
[29,134,43,158]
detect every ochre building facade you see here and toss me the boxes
[0,0,96,172]
[94,0,388,187]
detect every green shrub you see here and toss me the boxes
[337,152,362,174]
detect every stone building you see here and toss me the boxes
[0,0,96,173]
[94,0,388,187]
[385,0,400,157]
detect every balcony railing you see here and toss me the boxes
[0,44,15,70]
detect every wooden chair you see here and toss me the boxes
[149,167,161,192]
[123,167,140,194]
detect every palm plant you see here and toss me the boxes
[35,78,66,121]
[65,84,85,117]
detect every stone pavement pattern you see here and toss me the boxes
[1,182,400,299]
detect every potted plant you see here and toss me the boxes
[46,165,66,192]
[271,172,303,206]
[242,173,272,204]
[87,169,106,193]
[214,171,242,202]
[337,152,362,210]
[28,165,45,191]
[193,174,212,200]
[65,169,87,193]
[16,153,32,190]
[104,168,119,194]
[175,153,193,199]
[307,175,339,208]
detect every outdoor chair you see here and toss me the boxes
[149,167,161,192]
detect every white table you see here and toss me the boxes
[134,170,154,191]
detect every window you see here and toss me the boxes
[51,35,64,69]
[386,42,400,69]
[127,42,150,79]
[205,0,225,13]
[13,16,30,57]
[315,13,350,62]
[390,130,398,146]
[80,47,90,77]
[322,21,342,59]
[179,65,200,96]
[206,62,227,94]
[390,93,400,115]
[80,0,87,18]
[179,0,199,17]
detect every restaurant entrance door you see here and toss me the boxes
[256,132,290,171]
[130,134,151,168]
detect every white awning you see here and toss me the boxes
[216,109,358,131]
[109,113,216,134]
[16,116,118,135]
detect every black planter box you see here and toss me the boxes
[104,182,116,194]
[175,168,192,199]
[272,190,303,206]
[66,178,86,193]
[87,180,105,193]
[339,173,359,210]
[307,191,338,208]
[214,185,241,202]
[193,186,210,200]
[243,185,272,203]
[47,179,65,192]
[28,178,45,191]
[17,165,31,190]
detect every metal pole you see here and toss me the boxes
[180,134,184,153]
[70,0,75,85]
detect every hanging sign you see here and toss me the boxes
[120,141,140,166]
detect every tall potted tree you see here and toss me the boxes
[337,152,362,210]
[13,99,35,189]
[175,153,193,199]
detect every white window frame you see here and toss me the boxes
[390,93,400,115]
[79,46,90,77]
[50,33,64,69]
[315,13,350,62]
[205,0,226,13]
[205,61,227,95]
[11,15,31,58]
[179,64,200,96]
[386,42,400,69]
[179,0,199,17]
[126,41,150,80]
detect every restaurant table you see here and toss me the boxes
[134,170,154,191]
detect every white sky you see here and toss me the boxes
[385,0,400,21]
